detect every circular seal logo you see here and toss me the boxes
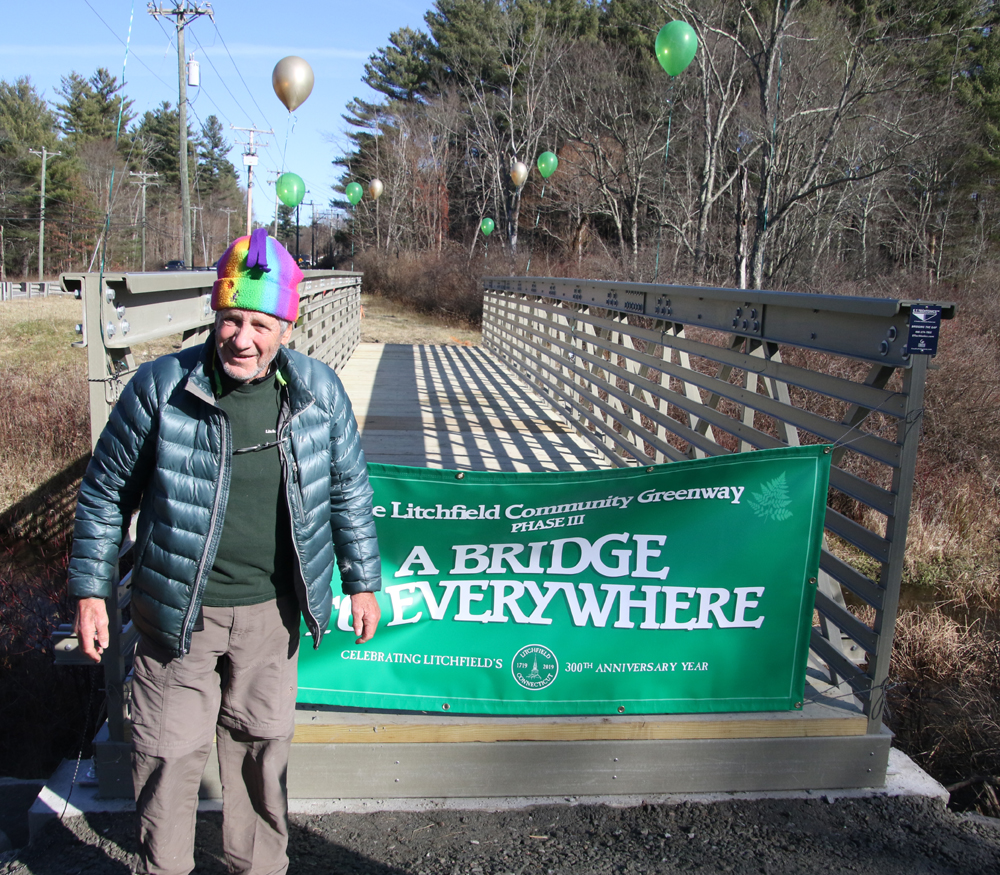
[511,644,559,691]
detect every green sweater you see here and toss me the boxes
[203,370,295,606]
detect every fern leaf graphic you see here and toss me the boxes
[748,472,794,522]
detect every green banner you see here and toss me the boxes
[298,445,831,716]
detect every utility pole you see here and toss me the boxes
[294,193,310,263]
[220,206,237,244]
[231,125,271,234]
[147,2,213,267]
[28,146,61,281]
[190,205,202,267]
[301,200,316,266]
[130,171,159,270]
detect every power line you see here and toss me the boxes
[149,9,280,192]
[147,2,214,266]
[179,71,232,129]
[210,19,275,133]
[86,0,334,209]
[219,206,238,242]
[187,30,242,125]
[81,0,175,94]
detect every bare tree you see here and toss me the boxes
[557,40,672,272]
[683,0,918,288]
[660,2,761,280]
[443,6,564,254]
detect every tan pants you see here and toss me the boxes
[130,597,300,875]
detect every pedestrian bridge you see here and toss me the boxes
[57,268,954,801]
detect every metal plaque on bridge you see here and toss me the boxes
[297,445,831,715]
[907,304,943,356]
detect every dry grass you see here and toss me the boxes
[0,292,481,519]
[357,246,484,326]
[0,297,102,777]
[858,593,1000,816]
[0,297,84,372]
[362,253,1000,814]
[0,299,90,516]
[360,294,480,346]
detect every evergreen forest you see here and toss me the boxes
[0,68,242,276]
[3,0,1000,288]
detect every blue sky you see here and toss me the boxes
[1,0,434,222]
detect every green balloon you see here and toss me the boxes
[480,217,495,236]
[655,21,698,76]
[345,181,364,205]
[276,172,305,208]
[537,151,558,179]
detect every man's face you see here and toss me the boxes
[215,308,293,382]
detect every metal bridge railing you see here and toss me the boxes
[54,268,951,754]
[482,276,955,735]
[0,281,65,301]
[54,269,362,747]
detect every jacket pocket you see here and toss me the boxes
[131,526,152,580]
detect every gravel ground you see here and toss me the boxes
[2,795,998,875]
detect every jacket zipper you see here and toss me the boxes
[181,411,230,654]
[279,395,322,642]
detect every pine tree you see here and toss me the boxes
[0,77,78,278]
[195,115,239,200]
[55,68,134,146]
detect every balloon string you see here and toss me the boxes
[275,113,296,237]
[281,113,293,174]
[525,183,545,275]
[653,77,676,283]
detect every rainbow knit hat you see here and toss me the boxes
[211,228,303,322]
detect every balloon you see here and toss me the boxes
[272,56,314,112]
[345,182,364,205]
[480,217,495,236]
[368,178,384,200]
[275,172,305,208]
[537,151,558,179]
[655,21,698,76]
[510,161,528,187]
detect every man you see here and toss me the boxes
[70,229,381,875]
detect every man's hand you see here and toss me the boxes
[351,592,381,644]
[74,597,110,662]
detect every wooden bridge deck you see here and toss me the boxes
[91,341,886,800]
[338,343,610,472]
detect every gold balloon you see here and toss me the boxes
[368,178,384,200]
[272,56,314,112]
[510,161,528,187]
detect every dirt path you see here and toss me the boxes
[3,795,999,875]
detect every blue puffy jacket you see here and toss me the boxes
[68,337,381,657]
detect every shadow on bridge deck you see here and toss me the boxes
[338,343,610,472]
